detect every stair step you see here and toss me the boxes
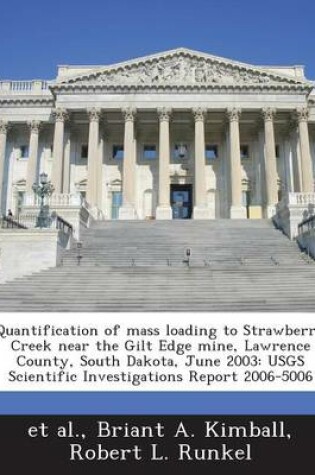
[1,219,314,311]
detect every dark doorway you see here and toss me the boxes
[170,184,193,219]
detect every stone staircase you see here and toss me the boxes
[0,219,315,312]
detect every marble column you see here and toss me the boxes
[283,124,295,193]
[119,107,137,219]
[296,107,314,192]
[262,108,278,216]
[252,131,263,206]
[0,120,9,213]
[227,108,246,218]
[87,108,101,207]
[288,119,302,192]
[193,108,212,219]
[62,131,71,194]
[156,107,172,219]
[51,108,68,193]
[26,121,41,194]
[97,126,105,212]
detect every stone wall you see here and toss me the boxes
[0,229,64,283]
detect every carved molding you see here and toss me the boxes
[262,107,276,121]
[226,107,241,122]
[122,107,137,122]
[27,120,42,134]
[51,50,312,94]
[0,120,9,134]
[0,97,54,107]
[157,107,172,121]
[87,107,102,122]
[193,107,207,122]
[53,108,69,123]
[295,107,309,122]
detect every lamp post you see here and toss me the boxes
[32,172,55,228]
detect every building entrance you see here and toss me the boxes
[170,185,192,219]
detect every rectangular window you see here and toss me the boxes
[143,145,157,160]
[19,145,29,159]
[205,144,218,160]
[112,145,124,160]
[81,144,88,159]
[174,144,188,160]
[240,145,249,160]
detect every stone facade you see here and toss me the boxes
[0,48,315,221]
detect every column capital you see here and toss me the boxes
[262,107,276,122]
[193,107,207,122]
[157,107,172,121]
[122,107,137,122]
[226,107,241,122]
[87,107,102,122]
[52,108,69,123]
[0,120,9,135]
[27,120,42,134]
[295,106,309,122]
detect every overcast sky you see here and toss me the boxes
[1,0,314,79]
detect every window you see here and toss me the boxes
[112,145,124,160]
[174,144,188,160]
[19,145,29,159]
[205,145,218,160]
[240,145,249,160]
[143,145,157,160]
[81,144,88,159]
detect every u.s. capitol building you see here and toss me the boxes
[0,47,314,222]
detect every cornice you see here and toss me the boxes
[51,83,311,95]
[0,96,54,107]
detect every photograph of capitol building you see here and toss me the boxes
[1,48,315,311]
[1,47,315,222]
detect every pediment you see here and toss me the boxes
[52,48,313,94]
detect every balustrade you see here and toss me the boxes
[0,80,51,93]
[24,192,82,207]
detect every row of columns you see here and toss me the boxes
[0,106,314,217]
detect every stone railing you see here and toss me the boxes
[297,215,315,260]
[22,193,95,240]
[275,192,315,239]
[285,192,315,206]
[0,80,53,95]
[24,192,83,207]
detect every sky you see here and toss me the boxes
[1,0,315,80]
